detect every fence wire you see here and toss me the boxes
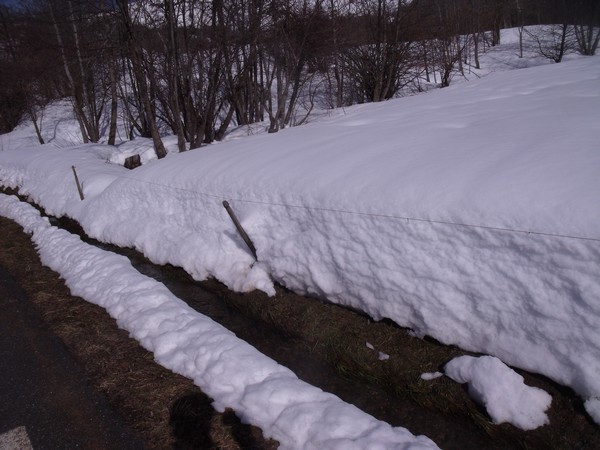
[97,171,600,244]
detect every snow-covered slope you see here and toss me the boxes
[1,36,599,431]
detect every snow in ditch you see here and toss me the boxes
[1,29,600,431]
[0,194,436,449]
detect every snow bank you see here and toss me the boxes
[0,194,436,450]
[444,356,552,430]
[0,143,124,218]
[585,399,600,425]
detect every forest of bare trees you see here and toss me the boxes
[1,0,598,154]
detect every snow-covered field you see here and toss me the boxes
[1,28,599,445]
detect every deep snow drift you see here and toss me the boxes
[1,30,599,432]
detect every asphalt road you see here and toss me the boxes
[0,265,143,450]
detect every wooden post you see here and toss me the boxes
[222,200,257,260]
[71,165,84,200]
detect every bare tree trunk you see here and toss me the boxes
[575,24,600,55]
[48,0,90,143]
[107,56,119,146]
[473,32,481,68]
[284,60,308,126]
[165,0,187,152]
[267,65,288,133]
[215,104,234,141]
[330,0,344,107]
[556,24,569,63]
[29,106,45,145]
[67,0,99,142]
[492,24,500,46]
[518,26,524,58]
[116,0,167,159]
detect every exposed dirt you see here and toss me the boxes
[1,190,599,449]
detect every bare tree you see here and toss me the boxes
[164,0,186,152]
[572,0,600,55]
[428,0,470,87]
[0,5,28,133]
[116,0,167,158]
[526,24,574,62]
[219,0,267,127]
[342,0,420,102]
[44,0,118,143]
[0,2,64,139]
[260,0,329,132]
[322,0,349,108]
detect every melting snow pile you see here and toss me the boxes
[444,356,552,430]
[585,399,600,425]
[1,41,600,427]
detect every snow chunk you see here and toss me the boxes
[378,352,390,361]
[584,398,600,426]
[421,372,443,381]
[444,356,552,430]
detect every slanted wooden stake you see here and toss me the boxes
[222,200,257,260]
[71,165,84,200]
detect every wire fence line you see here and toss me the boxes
[87,170,600,244]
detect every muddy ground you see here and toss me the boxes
[0,198,599,449]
